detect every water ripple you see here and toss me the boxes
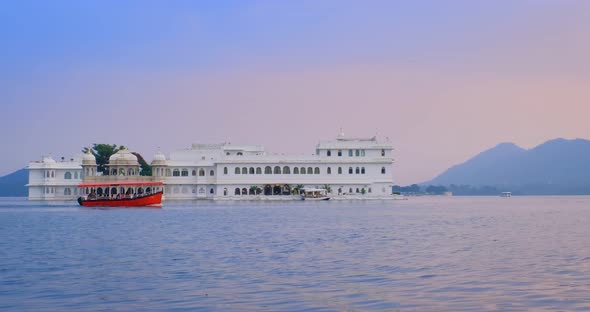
[2,197,590,311]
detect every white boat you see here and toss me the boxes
[500,192,512,197]
[301,188,330,201]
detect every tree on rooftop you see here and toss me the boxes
[82,144,125,175]
[131,152,152,176]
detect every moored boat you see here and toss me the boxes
[301,188,330,201]
[77,181,164,207]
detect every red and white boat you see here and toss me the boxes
[77,181,164,207]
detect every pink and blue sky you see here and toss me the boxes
[1,1,589,184]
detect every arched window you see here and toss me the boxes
[355,150,360,156]
[210,188,214,194]
[349,188,353,193]
[327,150,331,156]
[314,167,320,174]
[307,167,313,175]
[192,188,197,194]
[64,172,72,179]
[235,167,240,174]
[173,169,180,176]
[74,172,78,179]
[265,166,272,174]
[368,187,372,193]
[361,167,365,174]
[300,167,306,174]
[242,167,247,174]
[249,167,255,174]
[192,170,197,176]
[223,188,228,196]
[381,149,385,156]
[338,187,342,194]
[338,167,342,174]
[256,167,262,174]
[181,169,188,176]
[338,150,342,156]
[355,167,360,174]
[348,150,353,157]
[283,166,290,174]
[51,171,55,178]
[241,188,247,195]
[327,167,332,174]
[237,152,243,156]
[129,168,134,176]
[223,167,228,175]
[348,167,353,174]
[199,169,205,176]
[381,167,386,174]
[210,170,215,176]
[235,188,241,195]
[64,188,71,195]
[274,166,281,174]
[356,188,360,193]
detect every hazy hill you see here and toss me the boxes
[0,168,28,197]
[426,138,590,194]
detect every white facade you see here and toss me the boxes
[27,155,84,200]
[28,134,395,201]
[152,134,394,200]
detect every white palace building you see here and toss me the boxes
[27,133,394,201]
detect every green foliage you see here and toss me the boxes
[323,184,332,193]
[249,185,261,195]
[361,187,366,194]
[292,184,304,195]
[82,144,125,175]
[393,184,421,193]
[426,185,448,195]
[131,152,152,176]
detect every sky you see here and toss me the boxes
[1,0,590,184]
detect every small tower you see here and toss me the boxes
[81,150,97,178]
[151,150,167,177]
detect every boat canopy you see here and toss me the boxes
[77,181,163,188]
[302,188,327,193]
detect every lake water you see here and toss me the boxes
[2,196,590,311]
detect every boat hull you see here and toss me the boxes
[77,192,163,207]
[301,197,330,201]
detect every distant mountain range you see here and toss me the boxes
[0,168,28,197]
[425,138,590,195]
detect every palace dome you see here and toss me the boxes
[82,150,96,165]
[151,150,166,165]
[42,156,56,164]
[109,148,139,166]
